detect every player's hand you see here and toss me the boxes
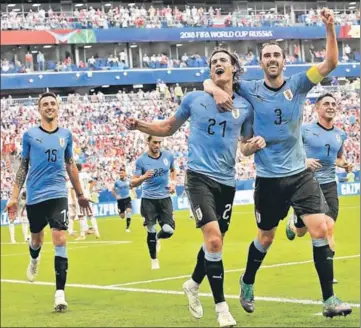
[307,158,322,171]
[142,170,154,180]
[167,183,176,194]
[320,8,335,26]
[125,117,138,130]
[213,88,234,112]
[342,162,353,173]
[5,198,18,221]
[78,195,93,216]
[247,136,266,151]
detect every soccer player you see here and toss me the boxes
[126,49,260,327]
[5,92,92,312]
[204,8,351,318]
[76,163,100,239]
[112,168,133,232]
[285,93,353,282]
[130,136,177,270]
[8,190,29,243]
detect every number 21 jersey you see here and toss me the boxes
[22,126,73,205]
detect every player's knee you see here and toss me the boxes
[258,233,274,248]
[31,232,44,247]
[206,235,223,253]
[161,224,174,238]
[308,221,328,239]
[52,229,67,246]
[146,224,157,233]
[120,213,125,219]
[326,218,335,235]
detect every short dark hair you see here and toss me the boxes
[38,92,57,107]
[120,167,126,172]
[76,163,82,171]
[315,93,336,104]
[147,135,153,142]
[259,41,286,61]
[209,48,243,95]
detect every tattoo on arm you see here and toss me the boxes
[15,158,29,188]
[65,157,74,165]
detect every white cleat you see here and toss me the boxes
[156,239,161,253]
[151,258,160,270]
[75,236,86,241]
[125,229,131,233]
[183,279,203,319]
[95,233,101,239]
[216,302,236,328]
[11,239,17,244]
[27,258,40,282]
[54,290,68,312]
[217,311,237,328]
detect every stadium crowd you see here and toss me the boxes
[1,82,360,199]
[1,5,359,31]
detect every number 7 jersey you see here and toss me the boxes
[238,71,316,178]
[302,122,347,184]
[22,126,73,205]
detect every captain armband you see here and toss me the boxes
[306,65,325,84]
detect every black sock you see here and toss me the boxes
[29,244,41,259]
[313,245,334,301]
[243,241,267,285]
[205,259,225,304]
[55,256,68,290]
[147,232,157,259]
[126,217,131,229]
[191,246,206,284]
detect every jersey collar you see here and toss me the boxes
[147,152,162,160]
[317,122,334,131]
[39,126,59,134]
[263,80,286,92]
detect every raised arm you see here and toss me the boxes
[315,8,338,77]
[126,115,185,137]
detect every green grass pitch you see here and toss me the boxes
[1,196,359,327]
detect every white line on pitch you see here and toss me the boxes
[108,254,360,287]
[1,279,359,308]
[1,241,131,257]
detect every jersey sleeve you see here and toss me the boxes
[21,131,31,160]
[238,80,256,100]
[290,71,316,94]
[174,92,193,121]
[240,103,254,138]
[65,131,73,161]
[134,158,143,176]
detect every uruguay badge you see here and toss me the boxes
[283,89,293,101]
[232,107,240,119]
[59,138,65,147]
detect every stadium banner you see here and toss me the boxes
[2,63,359,90]
[0,186,358,225]
[1,25,358,46]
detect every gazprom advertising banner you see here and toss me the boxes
[1,185,358,225]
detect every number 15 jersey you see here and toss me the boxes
[22,126,73,205]
[239,70,316,178]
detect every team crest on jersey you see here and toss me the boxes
[164,158,169,166]
[59,138,65,147]
[232,108,240,119]
[283,89,293,101]
[336,134,342,144]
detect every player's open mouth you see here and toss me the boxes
[215,68,225,75]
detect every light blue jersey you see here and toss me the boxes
[175,91,253,187]
[302,122,347,184]
[22,126,73,205]
[114,179,131,199]
[135,151,175,199]
[239,72,316,178]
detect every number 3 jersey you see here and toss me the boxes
[302,122,347,185]
[135,151,175,199]
[22,126,73,205]
[175,91,253,187]
[238,70,317,178]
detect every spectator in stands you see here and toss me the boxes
[143,54,150,68]
[88,56,96,68]
[25,52,33,70]
[119,50,127,64]
[37,51,45,71]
